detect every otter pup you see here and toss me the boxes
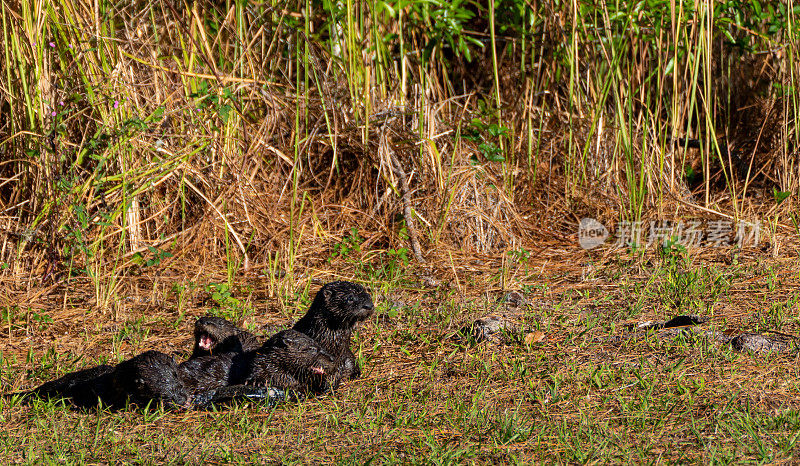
[179,352,239,395]
[179,327,336,395]
[292,281,374,388]
[26,351,189,410]
[180,316,258,394]
[29,364,115,404]
[243,329,337,394]
[191,315,260,358]
[109,351,189,408]
[190,331,337,407]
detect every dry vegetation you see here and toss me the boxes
[1,0,800,462]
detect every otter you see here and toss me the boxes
[179,316,253,395]
[179,352,238,395]
[189,330,338,408]
[109,351,189,408]
[24,350,189,410]
[28,364,115,405]
[292,281,374,388]
[180,316,335,395]
[191,315,260,358]
[179,327,336,395]
[243,329,337,394]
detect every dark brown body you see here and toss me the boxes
[181,317,336,395]
[180,316,252,394]
[292,281,374,389]
[28,351,189,409]
[244,329,336,394]
[178,353,238,394]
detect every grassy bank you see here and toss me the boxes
[1,255,799,462]
[1,0,799,277]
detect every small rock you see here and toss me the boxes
[420,276,440,288]
[625,314,709,331]
[460,315,520,343]
[503,291,524,307]
[662,315,709,328]
[731,333,789,355]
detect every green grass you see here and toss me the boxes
[1,255,799,463]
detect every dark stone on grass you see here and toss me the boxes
[459,315,522,343]
[502,291,528,308]
[624,314,710,331]
[594,316,724,345]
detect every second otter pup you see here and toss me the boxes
[243,329,337,394]
[191,316,261,358]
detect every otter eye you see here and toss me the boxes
[345,295,356,304]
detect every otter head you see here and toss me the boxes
[193,316,243,356]
[112,351,189,409]
[270,330,337,375]
[315,281,374,328]
[309,350,336,376]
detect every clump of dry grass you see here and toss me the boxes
[1,0,798,284]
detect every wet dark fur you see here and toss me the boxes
[27,351,189,409]
[179,354,238,394]
[243,329,337,394]
[292,281,374,389]
[180,329,336,395]
[190,316,260,358]
[180,316,255,394]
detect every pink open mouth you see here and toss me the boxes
[199,334,215,351]
[310,365,325,375]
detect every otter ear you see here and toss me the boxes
[323,287,333,301]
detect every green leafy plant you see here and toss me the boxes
[329,227,364,262]
[131,246,173,268]
[204,283,249,322]
[463,117,509,163]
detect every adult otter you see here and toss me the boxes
[292,281,374,388]
[191,315,260,358]
[25,351,189,410]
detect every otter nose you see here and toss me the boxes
[362,301,374,316]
